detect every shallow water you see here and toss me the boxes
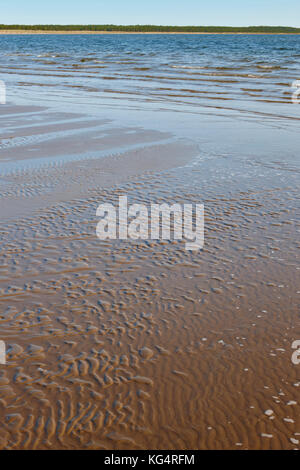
[1,34,300,115]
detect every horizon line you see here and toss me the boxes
[1,24,300,28]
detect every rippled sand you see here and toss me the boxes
[0,100,299,450]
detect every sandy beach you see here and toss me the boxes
[1,30,300,35]
[0,33,299,450]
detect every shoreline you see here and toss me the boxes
[0,30,300,35]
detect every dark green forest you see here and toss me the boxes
[0,24,299,33]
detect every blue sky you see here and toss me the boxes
[1,0,300,27]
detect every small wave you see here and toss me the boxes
[256,65,281,70]
[247,74,264,78]
[171,65,206,70]
[37,54,57,58]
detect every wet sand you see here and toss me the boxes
[0,101,299,450]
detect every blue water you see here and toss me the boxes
[0,34,299,116]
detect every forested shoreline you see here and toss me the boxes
[0,24,299,33]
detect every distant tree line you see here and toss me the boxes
[0,24,300,33]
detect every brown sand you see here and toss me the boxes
[0,105,299,450]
